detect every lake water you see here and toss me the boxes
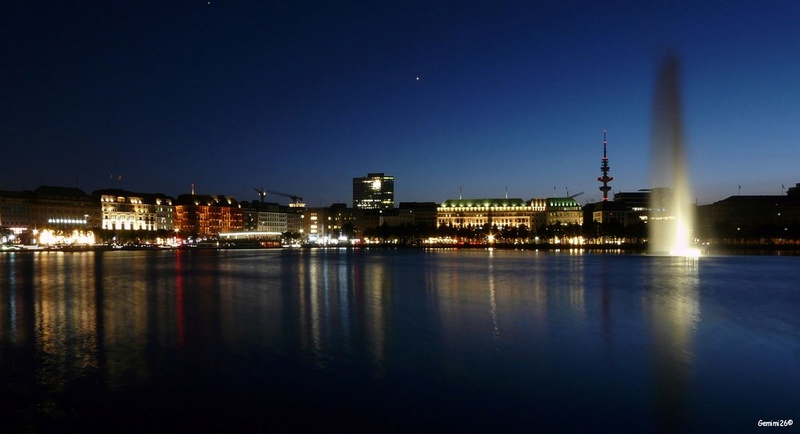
[1,248,798,433]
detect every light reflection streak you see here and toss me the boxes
[599,258,612,345]
[309,253,323,366]
[31,252,100,390]
[102,253,150,389]
[529,269,548,336]
[297,252,310,354]
[175,250,185,348]
[338,255,351,354]
[431,250,512,369]
[8,253,18,339]
[647,256,700,432]
[568,256,585,322]
[487,253,501,349]
[296,251,388,376]
[217,254,243,348]
[364,258,387,378]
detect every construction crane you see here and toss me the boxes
[267,189,303,205]
[569,191,584,199]
[254,186,267,203]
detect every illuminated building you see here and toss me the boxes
[329,203,361,236]
[300,204,366,244]
[94,189,174,231]
[350,205,438,240]
[379,202,439,227]
[240,201,288,233]
[353,173,394,210]
[258,189,306,235]
[286,205,305,235]
[437,198,532,229]
[590,189,659,228]
[612,190,652,226]
[28,186,101,230]
[174,194,243,237]
[438,197,583,230]
[590,200,626,225]
[533,197,584,227]
[0,190,31,233]
[303,207,326,243]
[697,183,800,240]
[402,202,439,227]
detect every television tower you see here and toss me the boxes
[597,130,613,201]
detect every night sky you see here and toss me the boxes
[3,1,799,207]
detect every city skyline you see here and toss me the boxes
[3,1,799,207]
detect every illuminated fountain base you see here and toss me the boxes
[668,246,701,258]
[668,218,700,257]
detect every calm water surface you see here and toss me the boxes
[1,248,798,433]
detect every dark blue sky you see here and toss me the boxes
[3,1,799,206]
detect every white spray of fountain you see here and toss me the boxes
[649,54,698,256]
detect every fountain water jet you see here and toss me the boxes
[649,54,698,256]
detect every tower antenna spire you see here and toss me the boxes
[597,130,614,201]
